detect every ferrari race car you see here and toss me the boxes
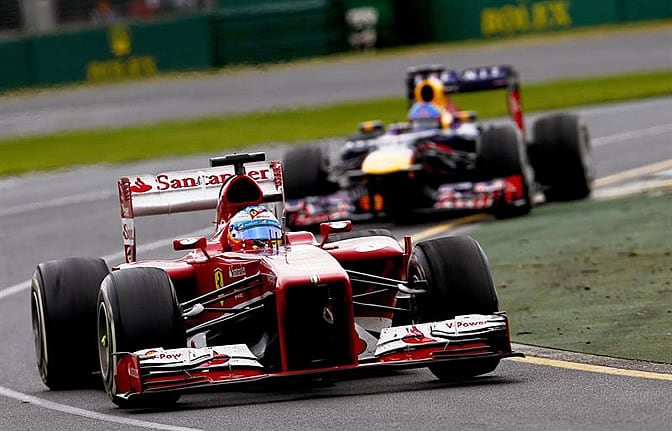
[31,152,522,408]
[283,64,594,227]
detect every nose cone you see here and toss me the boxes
[361,147,414,175]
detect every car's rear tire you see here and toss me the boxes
[97,267,185,408]
[479,124,533,218]
[530,113,594,201]
[407,236,501,380]
[31,257,109,389]
[283,144,338,200]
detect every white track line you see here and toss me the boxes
[0,191,116,218]
[0,227,212,429]
[592,123,672,147]
[0,385,203,431]
[0,281,29,301]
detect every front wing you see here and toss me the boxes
[286,175,527,227]
[113,313,523,401]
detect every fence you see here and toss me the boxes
[1,0,214,35]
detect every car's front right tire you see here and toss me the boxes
[31,257,109,389]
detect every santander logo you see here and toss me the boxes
[130,178,152,193]
[129,169,272,194]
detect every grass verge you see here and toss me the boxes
[469,189,672,364]
[1,68,671,177]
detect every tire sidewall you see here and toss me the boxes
[97,279,119,397]
[31,271,50,384]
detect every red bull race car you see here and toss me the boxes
[30,152,522,408]
[283,64,594,228]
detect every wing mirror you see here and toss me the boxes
[455,110,477,122]
[319,221,353,247]
[173,236,209,257]
[358,120,385,135]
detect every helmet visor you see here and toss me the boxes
[236,224,282,241]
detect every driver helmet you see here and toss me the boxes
[408,102,452,131]
[227,205,282,251]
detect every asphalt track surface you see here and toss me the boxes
[0,25,671,138]
[1,34,672,431]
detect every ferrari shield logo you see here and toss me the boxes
[214,268,225,305]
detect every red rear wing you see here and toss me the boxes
[405,64,525,136]
[118,159,284,263]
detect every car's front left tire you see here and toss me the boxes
[407,236,502,380]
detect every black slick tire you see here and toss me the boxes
[479,124,533,218]
[97,267,185,408]
[283,144,336,200]
[31,257,109,389]
[530,113,593,201]
[407,236,500,380]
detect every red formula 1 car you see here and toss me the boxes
[31,152,522,408]
[283,64,594,228]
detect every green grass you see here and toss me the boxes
[2,68,671,177]
[470,189,672,363]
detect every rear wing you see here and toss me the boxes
[118,157,284,263]
[405,64,525,135]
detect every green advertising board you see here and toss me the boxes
[422,0,671,42]
[212,0,344,65]
[23,14,213,87]
[0,38,33,91]
[618,0,672,21]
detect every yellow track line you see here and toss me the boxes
[410,214,490,243]
[594,158,672,187]
[509,356,672,381]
